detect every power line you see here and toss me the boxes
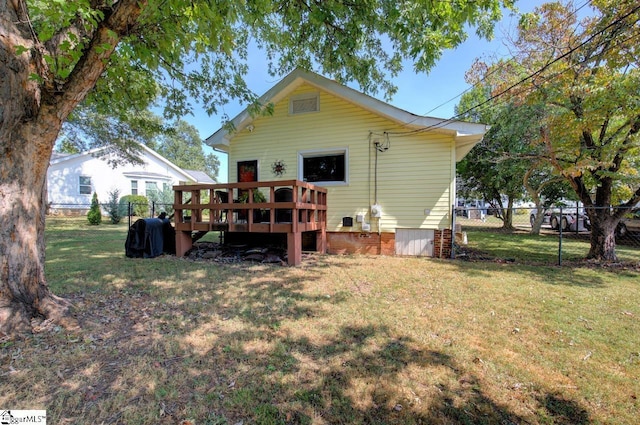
[419,0,594,118]
[386,1,640,137]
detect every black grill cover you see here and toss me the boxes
[125,218,175,258]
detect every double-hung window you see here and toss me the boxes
[79,176,92,195]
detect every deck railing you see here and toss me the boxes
[172,180,328,264]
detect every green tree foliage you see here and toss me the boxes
[464,1,640,260]
[60,107,220,180]
[57,107,164,167]
[151,120,219,181]
[87,192,102,225]
[56,139,80,154]
[118,195,149,217]
[106,189,122,224]
[146,184,175,216]
[456,88,535,229]
[457,64,579,234]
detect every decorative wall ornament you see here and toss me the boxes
[272,159,287,177]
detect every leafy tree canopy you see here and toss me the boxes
[460,0,640,259]
[26,0,514,123]
[494,1,640,209]
[58,106,220,180]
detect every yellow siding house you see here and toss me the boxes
[205,69,487,258]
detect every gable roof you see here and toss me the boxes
[49,143,203,182]
[205,69,488,161]
[184,169,215,183]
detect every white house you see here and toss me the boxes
[47,143,213,213]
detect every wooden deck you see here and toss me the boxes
[173,180,327,265]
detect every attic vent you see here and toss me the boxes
[290,94,319,114]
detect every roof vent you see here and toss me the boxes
[290,94,319,114]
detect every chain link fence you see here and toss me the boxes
[46,202,640,265]
[453,206,640,265]
[48,201,175,227]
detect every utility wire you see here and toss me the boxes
[414,0,594,120]
[385,2,640,137]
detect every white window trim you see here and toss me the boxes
[79,175,92,195]
[289,92,320,115]
[298,147,349,186]
[131,180,138,195]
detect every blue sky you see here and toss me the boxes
[178,1,570,182]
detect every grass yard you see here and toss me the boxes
[457,216,640,265]
[1,217,639,424]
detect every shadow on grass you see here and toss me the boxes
[11,259,590,423]
[12,219,597,423]
[451,228,640,286]
[447,257,613,288]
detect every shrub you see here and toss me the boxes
[106,189,121,224]
[238,189,266,203]
[87,192,102,225]
[119,195,149,217]
[146,184,175,216]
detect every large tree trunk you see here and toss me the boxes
[0,7,75,333]
[0,119,76,334]
[0,1,72,334]
[531,203,546,235]
[587,218,618,262]
[1,0,143,335]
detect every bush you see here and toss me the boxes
[238,189,266,203]
[87,192,102,225]
[119,195,149,217]
[146,185,175,216]
[106,189,122,224]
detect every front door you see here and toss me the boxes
[237,160,258,221]
[237,160,258,184]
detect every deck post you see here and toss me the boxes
[176,231,193,257]
[287,231,302,266]
[316,228,327,254]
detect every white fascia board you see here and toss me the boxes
[49,146,107,165]
[298,71,489,137]
[205,72,309,149]
[454,133,485,162]
[51,143,197,183]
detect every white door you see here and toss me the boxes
[395,229,434,256]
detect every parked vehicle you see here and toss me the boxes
[616,210,640,238]
[530,208,591,231]
[530,209,552,227]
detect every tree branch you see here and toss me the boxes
[45,0,147,121]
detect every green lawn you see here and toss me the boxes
[457,216,640,265]
[1,217,638,424]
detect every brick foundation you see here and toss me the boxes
[327,230,452,258]
[327,232,387,255]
